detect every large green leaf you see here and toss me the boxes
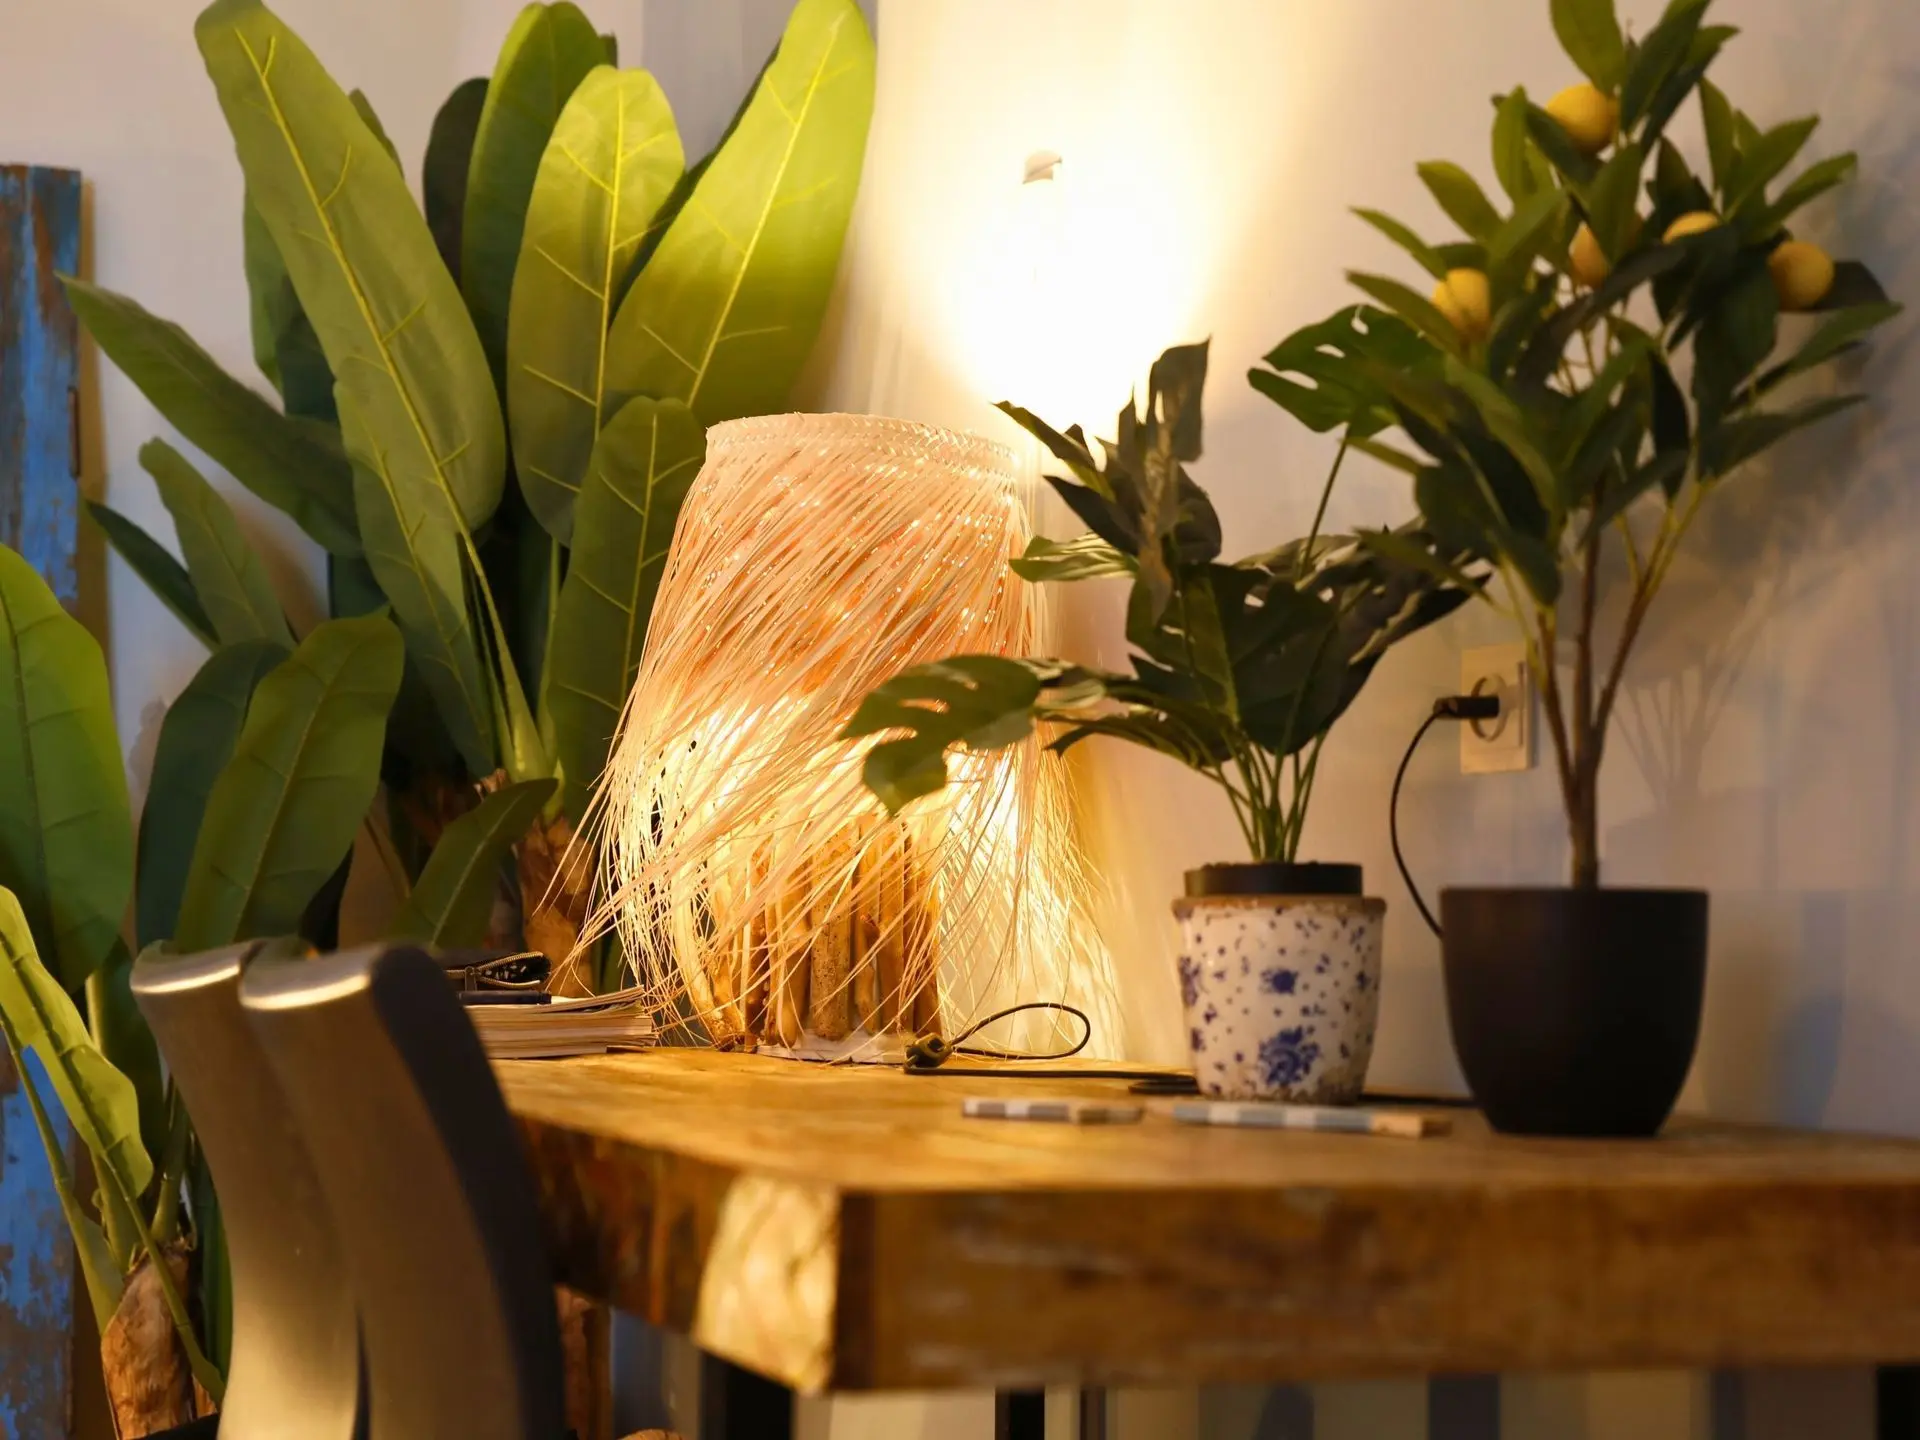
[344,404,495,776]
[546,397,704,819]
[61,278,358,555]
[0,888,153,1223]
[603,0,875,425]
[141,439,294,648]
[509,67,684,544]
[0,548,132,991]
[85,501,217,648]
[424,77,489,283]
[85,941,166,1188]
[197,0,506,538]
[173,613,403,951]
[136,639,288,950]
[243,197,335,422]
[395,778,554,946]
[461,2,607,384]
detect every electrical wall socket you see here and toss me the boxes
[1460,643,1533,774]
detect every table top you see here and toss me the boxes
[501,1049,1920,1393]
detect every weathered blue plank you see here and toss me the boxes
[0,1052,76,1440]
[0,162,83,1439]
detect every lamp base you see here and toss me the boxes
[755,1028,911,1065]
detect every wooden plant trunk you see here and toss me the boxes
[100,1248,202,1439]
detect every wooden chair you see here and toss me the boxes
[130,941,366,1440]
[238,943,684,1440]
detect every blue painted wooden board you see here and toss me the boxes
[0,162,83,1440]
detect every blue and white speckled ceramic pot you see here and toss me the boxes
[1173,870,1385,1102]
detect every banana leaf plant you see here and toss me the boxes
[1285,0,1899,887]
[843,338,1469,861]
[0,538,546,1432]
[68,0,876,988]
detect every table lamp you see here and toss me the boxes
[591,412,1105,1058]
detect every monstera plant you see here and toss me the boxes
[844,336,1468,1105]
[68,0,876,987]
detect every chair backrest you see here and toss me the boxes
[239,944,566,1440]
[130,942,365,1440]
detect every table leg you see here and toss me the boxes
[994,1388,1107,1440]
[995,1390,1045,1439]
[1880,1365,1920,1438]
[698,1355,792,1440]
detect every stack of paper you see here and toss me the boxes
[468,986,656,1060]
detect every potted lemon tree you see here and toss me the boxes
[843,335,1468,1101]
[1303,0,1897,1134]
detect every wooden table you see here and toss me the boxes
[501,1050,1920,1408]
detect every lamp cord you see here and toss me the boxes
[905,1001,1090,1070]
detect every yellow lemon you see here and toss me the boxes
[1769,239,1836,311]
[1432,268,1492,340]
[1545,83,1619,155]
[1663,210,1720,242]
[1570,223,1612,287]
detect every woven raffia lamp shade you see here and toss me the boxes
[590,412,1108,1056]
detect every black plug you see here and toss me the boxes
[1433,692,1501,722]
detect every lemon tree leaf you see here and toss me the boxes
[343,403,494,776]
[84,501,217,648]
[0,548,132,991]
[1551,0,1625,92]
[395,778,555,946]
[604,0,875,425]
[1417,160,1503,243]
[546,397,705,819]
[461,2,607,384]
[0,889,152,1235]
[62,277,358,555]
[135,638,288,950]
[510,67,684,544]
[196,0,506,537]
[141,439,294,648]
[173,614,404,951]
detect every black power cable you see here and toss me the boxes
[1391,693,1503,939]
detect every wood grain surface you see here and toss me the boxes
[502,1050,1920,1393]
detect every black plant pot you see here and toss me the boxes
[1440,887,1708,1138]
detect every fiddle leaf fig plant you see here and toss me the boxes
[844,336,1469,862]
[67,0,876,982]
[1314,0,1898,887]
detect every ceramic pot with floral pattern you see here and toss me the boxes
[1173,863,1384,1103]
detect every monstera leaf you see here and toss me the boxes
[546,397,705,818]
[603,0,875,425]
[462,2,608,382]
[0,548,133,991]
[509,67,684,543]
[839,656,1098,814]
[173,614,404,951]
[197,0,506,537]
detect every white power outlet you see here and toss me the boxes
[1459,643,1533,774]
